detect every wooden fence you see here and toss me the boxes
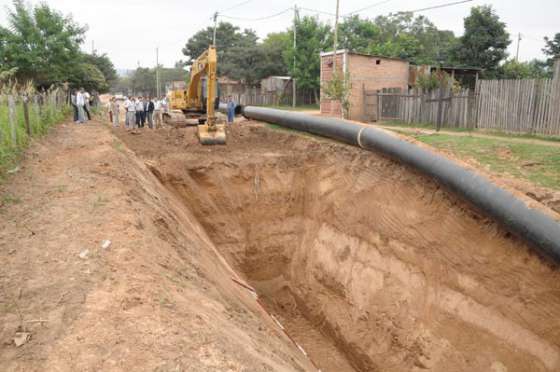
[228,90,317,107]
[364,66,560,135]
[368,87,477,129]
[0,87,68,172]
[476,79,560,135]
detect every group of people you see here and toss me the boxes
[110,96,169,130]
[70,88,93,124]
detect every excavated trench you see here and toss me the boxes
[120,123,560,372]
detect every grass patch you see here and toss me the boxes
[1,192,21,206]
[0,97,70,180]
[411,133,560,190]
[383,120,560,143]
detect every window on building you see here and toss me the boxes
[376,60,381,65]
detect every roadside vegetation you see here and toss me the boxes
[403,132,560,190]
[383,120,560,142]
[0,87,69,179]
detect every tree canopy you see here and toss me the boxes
[452,5,510,76]
[286,16,332,96]
[113,66,187,96]
[0,0,116,92]
[543,33,560,67]
[338,13,458,65]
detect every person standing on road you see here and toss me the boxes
[153,97,162,129]
[83,90,91,120]
[126,97,137,130]
[111,98,120,127]
[76,88,86,124]
[123,96,131,128]
[70,90,79,122]
[227,96,236,124]
[146,96,155,129]
[135,97,144,128]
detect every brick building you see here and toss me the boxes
[320,50,409,120]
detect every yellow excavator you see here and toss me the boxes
[168,45,226,145]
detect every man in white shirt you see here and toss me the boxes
[153,98,162,129]
[83,91,91,120]
[123,97,132,128]
[126,97,137,130]
[135,97,144,128]
[76,88,86,123]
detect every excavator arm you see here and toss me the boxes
[169,45,225,145]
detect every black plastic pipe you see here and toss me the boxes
[242,106,560,263]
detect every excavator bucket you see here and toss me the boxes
[198,123,226,145]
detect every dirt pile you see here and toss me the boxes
[117,121,560,372]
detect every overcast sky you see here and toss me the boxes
[0,0,558,69]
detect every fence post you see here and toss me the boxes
[8,95,17,145]
[436,88,445,132]
[23,95,31,136]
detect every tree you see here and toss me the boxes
[285,16,332,100]
[498,59,550,79]
[221,45,268,86]
[117,66,186,96]
[322,71,352,118]
[182,22,258,69]
[338,13,457,65]
[543,33,560,67]
[452,5,510,76]
[83,53,117,86]
[260,32,291,77]
[0,0,117,92]
[71,63,108,92]
[338,15,379,53]
[0,0,86,88]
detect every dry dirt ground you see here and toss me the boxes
[2,116,560,372]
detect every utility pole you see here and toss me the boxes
[292,5,298,108]
[516,33,522,61]
[156,47,160,98]
[91,40,95,55]
[212,12,219,46]
[332,0,340,73]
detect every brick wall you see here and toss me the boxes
[320,53,345,117]
[347,55,409,121]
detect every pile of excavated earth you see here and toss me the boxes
[1,117,560,372]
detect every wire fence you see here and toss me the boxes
[0,84,69,175]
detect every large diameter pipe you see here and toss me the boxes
[242,106,560,263]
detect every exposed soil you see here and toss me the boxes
[2,116,560,371]
[115,119,560,371]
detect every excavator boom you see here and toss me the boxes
[168,45,226,145]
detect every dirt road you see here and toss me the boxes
[2,118,560,371]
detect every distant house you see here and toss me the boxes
[320,50,409,120]
[218,77,247,96]
[409,65,482,89]
[260,76,293,95]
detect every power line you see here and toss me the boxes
[345,0,394,16]
[219,7,293,21]
[298,6,336,17]
[220,0,254,13]
[405,0,474,14]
